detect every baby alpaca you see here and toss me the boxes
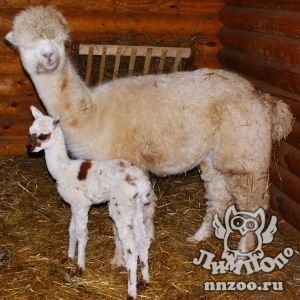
[26,106,156,300]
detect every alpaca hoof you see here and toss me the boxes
[137,280,149,290]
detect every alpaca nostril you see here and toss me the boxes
[42,52,53,60]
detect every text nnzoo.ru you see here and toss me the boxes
[204,281,283,291]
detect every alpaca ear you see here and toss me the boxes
[5,31,18,47]
[53,116,60,128]
[30,106,44,119]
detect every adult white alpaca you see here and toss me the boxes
[27,106,156,300]
[7,6,293,251]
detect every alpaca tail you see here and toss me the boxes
[259,91,294,143]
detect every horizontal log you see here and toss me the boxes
[0,96,45,118]
[218,47,300,95]
[0,10,222,36]
[269,208,300,244]
[286,118,300,150]
[219,26,300,65]
[270,185,300,231]
[219,6,300,39]
[273,141,300,177]
[223,0,300,11]
[0,136,28,156]
[0,74,35,96]
[0,116,32,136]
[0,1,224,15]
[269,161,300,205]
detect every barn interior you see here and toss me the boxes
[0,1,300,299]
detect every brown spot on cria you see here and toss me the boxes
[118,160,125,168]
[140,261,145,269]
[128,225,133,230]
[117,210,121,215]
[137,279,149,290]
[61,78,68,92]
[115,203,118,206]
[77,160,92,180]
[127,249,132,254]
[133,193,138,199]
[26,134,41,152]
[125,174,136,186]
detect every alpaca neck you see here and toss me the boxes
[31,55,92,117]
[44,127,71,180]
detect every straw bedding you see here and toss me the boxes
[0,154,300,299]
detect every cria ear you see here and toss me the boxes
[53,116,60,128]
[30,106,44,119]
[5,31,18,47]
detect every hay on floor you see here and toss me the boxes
[0,154,300,299]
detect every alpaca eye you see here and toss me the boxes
[38,134,48,140]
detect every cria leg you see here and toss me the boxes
[109,223,125,268]
[142,191,156,240]
[187,157,232,242]
[67,215,77,260]
[71,205,90,276]
[228,172,270,253]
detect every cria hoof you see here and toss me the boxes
[74,266,83,277]
[137,280,149,290]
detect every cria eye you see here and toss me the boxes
[38,134,48,140]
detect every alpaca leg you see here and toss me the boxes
[187,157,233,242]
[228,172,270,253]
[71,205,90,276]
[109,223,125,268]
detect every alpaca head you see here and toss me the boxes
[5,6,69,75]
[27,106,60,153]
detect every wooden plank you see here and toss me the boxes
[0,136,28,156]
[143,48,153,75]
[113,47,123,79]
[66,11,222,37]
[270,185,300,232]
[0,1,224,15]
[84,46,94,85]
[273,141,300,177]
[79,44,191,58]
[218,26,300,65]
[157,49,168,74]
[223,0,300,12]
[98,46,107,83]
[217,47,300,95]
[172,49,182,72]
[269,208,300,245]
[0,116,32,136]
[0,96,45,118]
[269,161,300,205]
[0,74,35,96]
[128,48,137,76]
[219,6,300,39]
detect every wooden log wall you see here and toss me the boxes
[0,0,223,156]
[219,0,300,242]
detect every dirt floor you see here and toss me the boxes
[0,154,300,300]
